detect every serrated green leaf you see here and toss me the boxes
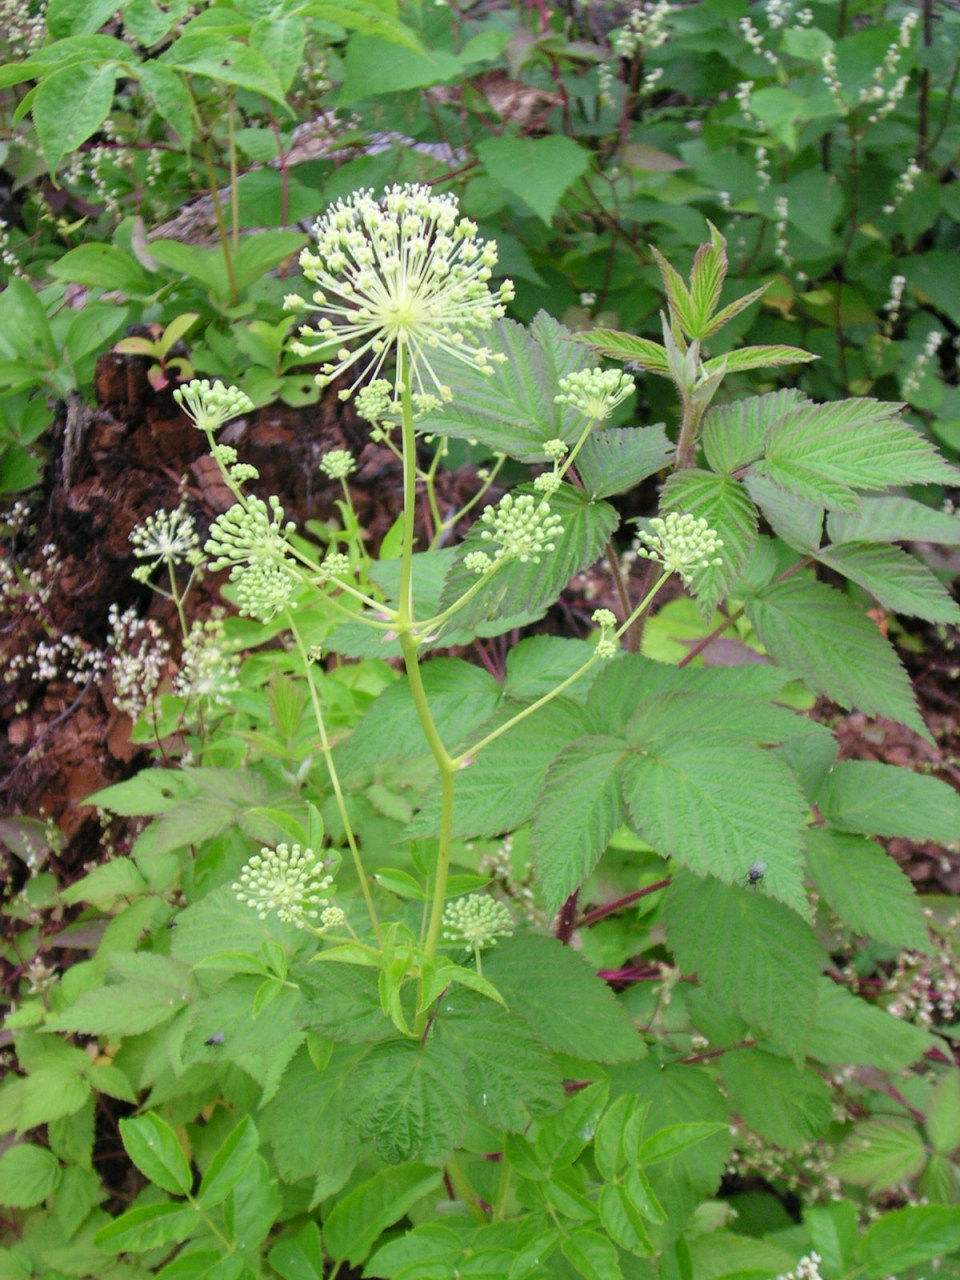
[323,1163,444,1266]
[816,759,960,844]
[477,134,590,224]
[54,1163,103,1240]
[347,1038,467,1165]
[576,425,673,500]
[703,389,809,475]
[406,699,595,840]
[267,1220,324,1280]
[419,313,593,461]
[162,37,290,109]
[757,398,958,509]
[719,1048,832,1149]
[94,1200,198,1253]
[434,991,563,1130]
[336,659,501,778]
[826,495,960,545]
[482,931,644,1062]
[197,1116,258,1210]
[535,1081,608,1169]
[504,635,598,700]
[120,1113,192,1196]
[832,1117,927,1192]
[531,736,628,913]
[33,62,117,173]
[745,472,823,554]
[60,857,148,907]
[638,1122,730,1165]
[47,968,194,1037]
[85,769,196,816]
[926,1069,960,1156]
[598,1184,654,1256]
[744,575,928,738]
[661,469,758,613]
[858,1205,960,1277]
[807,978,932,1071]
[0,1143,61,1208]
[806,828,929,951]
[259,1044,361,1190]
[19,1065,90,1130]
[561,1228,624,1280]
[817,541,960,623]
[688,224,728,334]
[805,1201,858,1278]
[577,329,670,374]
[664,869,822,1060]
[703,344,815,375]
[860,1203,960,1274]
[595,1095,638,1182]
[438,483,619,633]
[621,739,808,914]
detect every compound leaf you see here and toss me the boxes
[806,828,928,952]
[756,398,957,509]
[815,759,960,844]
[744,575,928,738]
[531,735,629,913]
[817,541,960,623]
[664,869,822,1060]
[482,931,644,1063]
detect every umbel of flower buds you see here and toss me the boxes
[285,184,515,403]
[636,511,724,587]
[173,379,254,434]
[442,894,514,954]
[554,368,636,421]
[233,843,334,928]
[477,492,564,566]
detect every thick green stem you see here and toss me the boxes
[287,612,381,942]
[674,398,704,470]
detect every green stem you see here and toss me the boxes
[674,398,704,470]
[167,561,189,639]
[200,135,239,307]
[397,350,418,627]
[558,415,599,482]
[227,97,240,254]
[417,559,505,633]
[453,570,669,766]
[287,612,381,942]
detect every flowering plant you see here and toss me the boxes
[11,203,960,1280]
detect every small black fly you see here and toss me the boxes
[205,1032,226,1046]
[746,861,767,887]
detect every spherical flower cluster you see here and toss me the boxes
[286,184,514,402]
[317,552,352,583]
[173,380,254,434]
[533,472,562,496]
[354,378,395,424]
[129,504,203,579]
[592,607,620,659]
[636,511,723,587]
[555,368,636,421]
[442,894,514,954]
[319,449,356,480]
[478,493,563,565]
[205,496,299,621]
[464,550,493,576]
[233,842,334,928]
[542,438,569,461]
[320,906,346,929]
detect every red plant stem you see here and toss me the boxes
[575,878,671,929]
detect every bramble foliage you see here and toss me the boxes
[3,2,960,1278]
